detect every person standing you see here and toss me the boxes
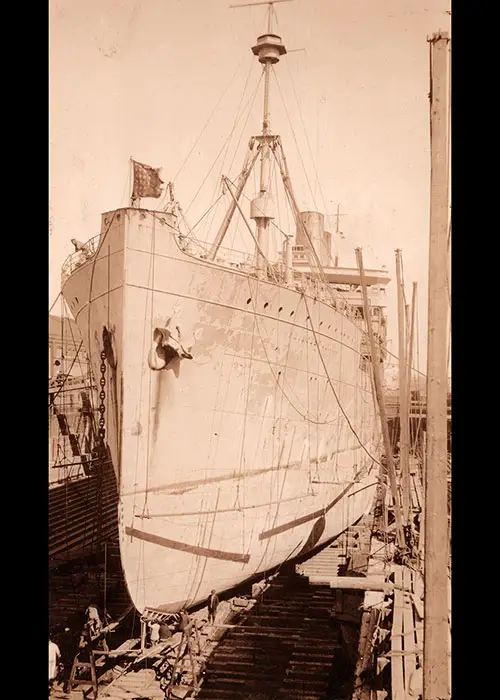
[159,620,173,641]
[208,590,219,625]
[58,627,76,693]
[85,603,102,636]
[49,637,61,691]
[149,620,160,647]
[178,609,190,632]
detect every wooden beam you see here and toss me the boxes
[424,30,451,700]
[395,249,410,524]
[355,247,405,548]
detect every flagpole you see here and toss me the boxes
[130,157,135,207]
[130,157,141,208]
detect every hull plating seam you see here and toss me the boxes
[122,447,364,497]
[125,282,362,356]
[124,526,250,563]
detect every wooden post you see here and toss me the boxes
[407,282,418,453]
[355,247,405,549]
[424,31,451,700]
[130,157,136,207]
[395,249,410,525]
[140,618,147,652]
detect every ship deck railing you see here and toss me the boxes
[61,234,101,284]
[61,225,369,322]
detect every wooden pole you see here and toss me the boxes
[130,157,135,207]
[407,282,418,452]
[355,247,405,549]
[424,31,451,700]
[103,541,107,624]
[395,249,410,525]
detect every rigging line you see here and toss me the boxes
[49,290,62,315]
[48,341,84,407]
[272,67,322,216]
[142,216,157,516]
[224,173,291,241]
[302,293,381,466]
[226,58,262,179]
[203,60,259,240]
[60,296,89,382]
[85,210,118,453]
[236,278,259,510]
[271,147,349,312]
[282,59,330,217]
[172,54,251,185]
[446,218,452,306]
[139,493,311,520]
[185,67,265,219]
[189,194,225,233]
[252,311,339,425]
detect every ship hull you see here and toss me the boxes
[48,462,118,569]
[62,208,380,613]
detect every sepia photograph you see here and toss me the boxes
[49,2,451,698]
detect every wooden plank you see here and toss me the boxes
[391,566,405,700]
[402,567,417,693]
[107,638,141,657]
[411,571,425,670]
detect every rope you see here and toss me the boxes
[48,341,84,407]
[49,291,62,315]
[302,294,381,466]
[282,60,330,218]
[142,214,157,517]
[171,55,251,186]
[272,67,320,217]
[185,66,264,220]
[201,59,259,242]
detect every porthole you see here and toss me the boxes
[290,311,294,317]
[278,306,283,313]
[264,302,269,309]
[246,298,252,304]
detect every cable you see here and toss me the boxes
[48,341,84,407]
[49,291,62,315]
[172,55,251,185]
[185,67,264,220]
[201,59,259,242]
[283,60,330,218]
[302,293,381,466]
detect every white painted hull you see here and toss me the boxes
[62,208,381,613]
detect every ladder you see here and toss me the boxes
[67,648,98,699]
[67,629,108,698]
[164,618,202,699]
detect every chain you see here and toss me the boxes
[97,350,107,447]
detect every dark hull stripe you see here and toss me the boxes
[259,462,375,540]
[125,526,250,564]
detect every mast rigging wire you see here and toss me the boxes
[185,66,264,220]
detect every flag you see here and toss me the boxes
[132,160,164,199]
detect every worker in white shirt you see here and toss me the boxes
[49,637,61,690]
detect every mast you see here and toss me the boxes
[212,1,290,269]
[424,31,450,700]
[248,2,287,276]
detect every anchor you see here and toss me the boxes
[148,321,193,371]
